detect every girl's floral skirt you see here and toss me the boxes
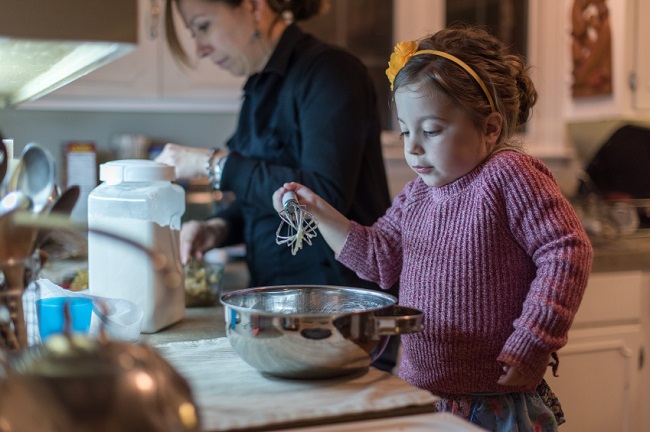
[434,379,564,431]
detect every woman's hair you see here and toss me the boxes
[165,0,328,66]
[394,26,538,148]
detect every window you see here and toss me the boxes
[446,0,528,58]
[301,0,394,130]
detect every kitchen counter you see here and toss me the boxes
[591,232,650,273]
[140,259,247,345]
[38,261,451,432]
[138,295,444,432]
[140,305,225,345]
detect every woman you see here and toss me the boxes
[157,0,398,369]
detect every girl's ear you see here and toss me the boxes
[483,112,502,148]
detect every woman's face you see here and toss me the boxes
[178,0,261,77]
[395,84,491,187]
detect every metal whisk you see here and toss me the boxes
[275,192,318,256]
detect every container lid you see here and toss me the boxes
[100,159,175,184]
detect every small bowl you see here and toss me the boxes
[184,259,224,307]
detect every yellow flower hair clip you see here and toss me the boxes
[385,41,496,112]
[386,41,418,91]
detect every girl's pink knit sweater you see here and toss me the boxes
[337,151,593,394]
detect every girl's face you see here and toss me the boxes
[395,85,495,187]
[178,0,261,77]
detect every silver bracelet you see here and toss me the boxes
[205,148,227,190]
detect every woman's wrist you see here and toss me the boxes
[205,148,229,189]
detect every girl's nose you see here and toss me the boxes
[196,42,212,59]
[405,139,423,156]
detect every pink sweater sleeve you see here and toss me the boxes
[494,156,593,379]
[336,184,412,290]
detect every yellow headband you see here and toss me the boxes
[386,41,496,113]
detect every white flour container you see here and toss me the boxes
[88,160,185,333]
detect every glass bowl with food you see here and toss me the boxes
[184,258,224,307]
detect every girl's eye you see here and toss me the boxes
[424,130,441,137]
[191,21,211,36]
[398,131,409,139]
[197,22,210,33]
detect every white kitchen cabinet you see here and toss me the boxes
[632,0,650,111]
[562,0,650,121]
[22,0,244,112]
[544,271,650,432]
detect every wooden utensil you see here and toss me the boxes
[0,209,38,348]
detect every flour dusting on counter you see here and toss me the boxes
[155,338,438,431]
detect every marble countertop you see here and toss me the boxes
[591,232,650,273]
[140,305,224,345]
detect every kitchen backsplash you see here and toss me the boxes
[0,109,239,186]
[2,109,649,204]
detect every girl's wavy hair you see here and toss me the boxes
[165,0,329,67]
[394,26,538,149]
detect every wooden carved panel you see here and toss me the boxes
[570,0,613,98]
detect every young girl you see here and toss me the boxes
[273,26,593,431]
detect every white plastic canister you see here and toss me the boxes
[87,160,185,333]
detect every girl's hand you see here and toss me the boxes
[272,182,311,213]
[273,182,351,254]
[154,143,213,180]
[497,365,537,387]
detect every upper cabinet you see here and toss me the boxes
[21,0,648,124]
[22,0,244,113]
[563,0,650,121]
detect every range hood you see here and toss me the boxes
[0,0,138,108]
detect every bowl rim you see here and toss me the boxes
[219,284,397,317]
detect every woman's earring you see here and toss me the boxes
[282,10,294,24]
[252,28,262,40]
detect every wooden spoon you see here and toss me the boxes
[0,209,38,348]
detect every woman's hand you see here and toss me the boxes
[179,218,229,264]
[154,143,212,180]
[497,364,537,387]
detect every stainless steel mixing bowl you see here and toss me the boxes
[220,285,423,379]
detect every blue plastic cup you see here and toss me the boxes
[36,297,93,341]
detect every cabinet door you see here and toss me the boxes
[632,0,650,110]
[32,0,159,102]
[23,0,244,112]
[545,326,643,432]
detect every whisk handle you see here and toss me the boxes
[282,191,298,209]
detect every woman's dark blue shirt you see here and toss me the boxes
[217,24,391,289]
